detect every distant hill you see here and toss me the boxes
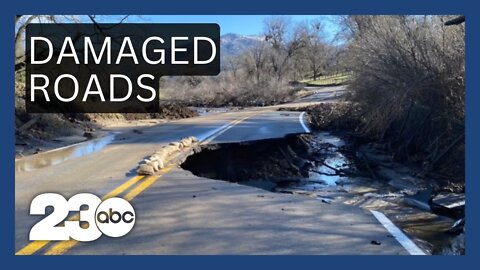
[220,33,263,56]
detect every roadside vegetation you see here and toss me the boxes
[343,16,464,183]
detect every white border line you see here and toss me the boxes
[369,210,426,255]
[299,112,311,133]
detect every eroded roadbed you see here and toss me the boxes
[181,132,462,254]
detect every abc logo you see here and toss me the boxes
[29,193,136,242]
[95,197,135,238]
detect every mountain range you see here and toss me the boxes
[220,33,263,56]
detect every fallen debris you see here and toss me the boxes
[429,192,465,220]
[447,218,465,235]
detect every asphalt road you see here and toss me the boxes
[14,86,419,255]
[294,86,348,104]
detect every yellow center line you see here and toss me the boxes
[17,114,254,256]
[124,167,173,201]
[14,240,50,256]
[45,167,173,255]
[102,175,145,200]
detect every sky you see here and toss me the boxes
[95,15,341,42]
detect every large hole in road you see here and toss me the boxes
[180,133,463,255]
[182,135,308,189]
[181,133,356,191]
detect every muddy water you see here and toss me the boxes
[15,134,115,172]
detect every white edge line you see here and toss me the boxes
[299,111,311,133]
[369,210,427,255]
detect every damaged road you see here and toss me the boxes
[182,132,463,254]
[15,86,448,255]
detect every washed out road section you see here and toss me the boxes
[15,93,412,254]
[15,110,307,252]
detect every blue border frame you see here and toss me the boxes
[1,0,478,269]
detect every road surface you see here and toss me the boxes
[15,86,421,255]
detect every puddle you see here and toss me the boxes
[15,134,115,172]
[309,153,348,186]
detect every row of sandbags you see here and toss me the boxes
[137,136,198,175]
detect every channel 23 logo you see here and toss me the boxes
[29,193,135,242]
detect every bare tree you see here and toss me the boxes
[296,19,329,80]
[224,55,241,79]
[15,15,128,72]
[244,41,267,83]
[264,16,291,51]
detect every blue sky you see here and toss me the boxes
[96,15,341,42]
